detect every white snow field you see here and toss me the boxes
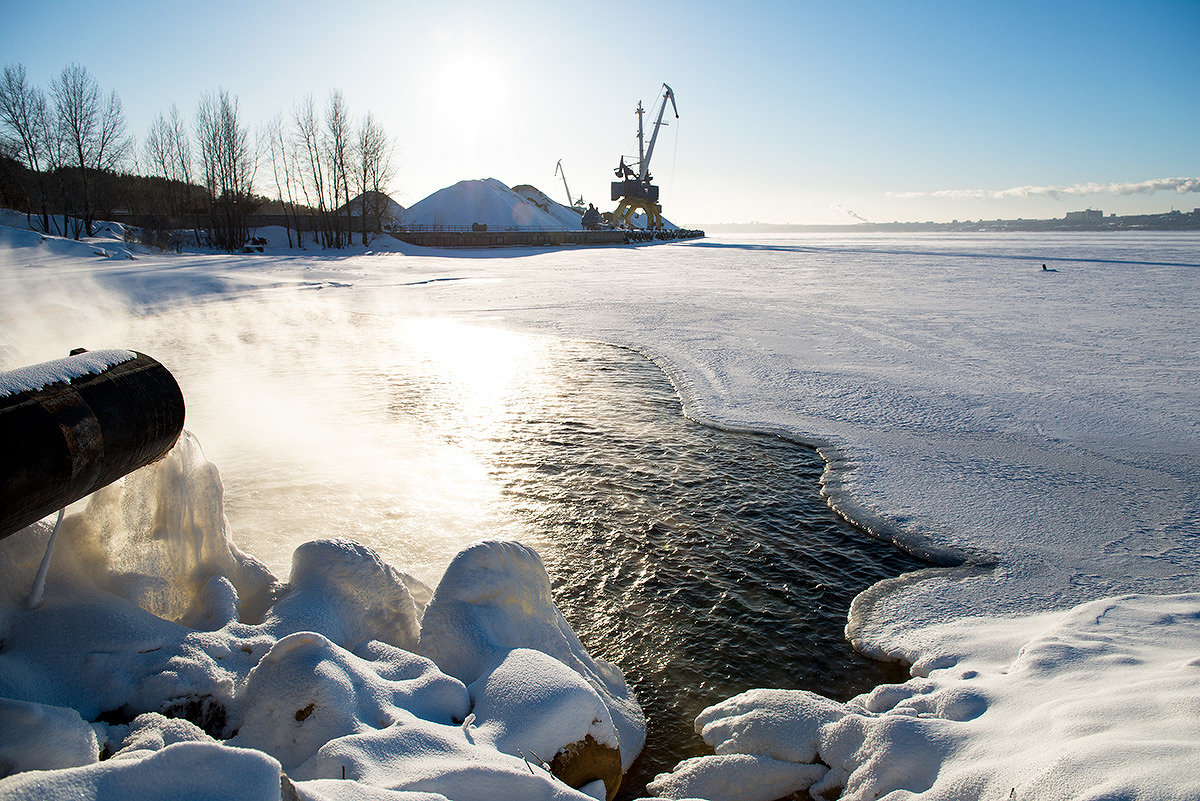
[1,215,1199,800]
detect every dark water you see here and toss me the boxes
[402,340,928,794]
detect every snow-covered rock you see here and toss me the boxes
[0,741,286,801]
[261,539,422,651]
[418,540,646,771]
[0,428,636,800]
[0,698,98,776]
[229,632,468,771]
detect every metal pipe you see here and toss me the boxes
[0,350,185,539]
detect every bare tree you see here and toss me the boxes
[293,94,330,245]
[145,104,195,219]
[143,110,173,209]
[325,90,352,247]
[49,63,127,237]
[263,113,299,248]
[0,63,53,233]
[196,90,255,250]
[352,112,394,245]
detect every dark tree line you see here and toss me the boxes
[1,62,395,251]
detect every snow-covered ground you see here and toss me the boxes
[1,218,1199,799]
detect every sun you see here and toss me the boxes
[427,40,512,134]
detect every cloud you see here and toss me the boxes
[888,177,1200,201]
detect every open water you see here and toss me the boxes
[445,340,926,793]
[186,315,925,794]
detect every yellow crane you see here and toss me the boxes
[608,84,678,230]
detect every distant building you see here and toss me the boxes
[1065,209,1103,223]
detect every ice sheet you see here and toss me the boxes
[3,217,1198,798]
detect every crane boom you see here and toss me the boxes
[554,159,581,207]
[639,84,677,183]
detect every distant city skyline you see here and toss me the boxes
[2,0,1196,224]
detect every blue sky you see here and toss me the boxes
[2,0,1197,223]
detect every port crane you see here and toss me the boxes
[609,83,677,229]
[555,159,584,209]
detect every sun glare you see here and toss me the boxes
[427,42,511,135]
[401,318,546,437]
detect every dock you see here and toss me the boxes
[388,226,704,248]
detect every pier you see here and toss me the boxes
[388,226,704,248]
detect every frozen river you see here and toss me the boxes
[3,227,1199,798]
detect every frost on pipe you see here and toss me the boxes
[0,349,185,539]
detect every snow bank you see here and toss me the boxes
[647,593,1200,799]
[400,178,574,230]
[0,219,136,260]
[0,433,639,799]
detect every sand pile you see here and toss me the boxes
[400,178,580,231]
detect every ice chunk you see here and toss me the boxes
[695,688,847,764]
[58,432,276,625]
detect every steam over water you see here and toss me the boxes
[141,304,923,792]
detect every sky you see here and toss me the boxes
[1,0,1197,224]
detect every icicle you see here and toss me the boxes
[27,508,64,610]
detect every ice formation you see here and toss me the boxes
[0,434,644,800]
